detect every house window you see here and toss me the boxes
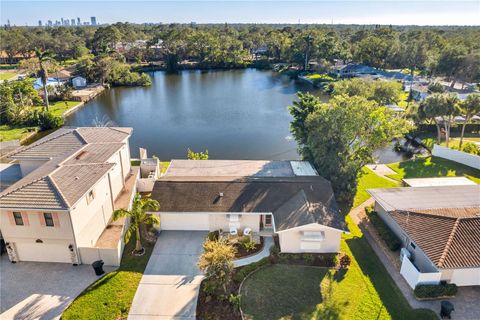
[44,213,54,227]
[87,189,95,204]
[13,212,24,226]
[410,242,416,250]
[264,215,272,227]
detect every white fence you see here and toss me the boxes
[78,240,124,267]
[433,144,480,170]
[400,255,441,289]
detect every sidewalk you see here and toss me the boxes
[234,237,273,267]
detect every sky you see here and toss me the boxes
[1,0,479,26]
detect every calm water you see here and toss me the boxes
[65,69,405,162]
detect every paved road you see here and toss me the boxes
[128,231,207,319]
[0,255,114,320]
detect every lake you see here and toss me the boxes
[65,69,405,162]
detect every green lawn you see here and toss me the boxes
[160,161,171,174]
[62,237,155,320]
[353,167,400,208]
[44,100,80,117]
[241,226,437,320]
[0,72,16,80]
[387,156,480,184]
[0,125,37,142]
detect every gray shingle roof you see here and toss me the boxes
[0,127,132,210]
[151,176,346,231]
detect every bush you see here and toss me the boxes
[269,245,280,256]
[414,284,458,299]
[340,255,351,268]
[303,254,315,264]
[228,294,241,309]
[461,142,480,155]
[366,209,402,251]
[240,238,257,253]
[38,111,64,131]
[207,230,220,241]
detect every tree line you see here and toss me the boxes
[1,23,479,83]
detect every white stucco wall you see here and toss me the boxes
[0,209,76,263]
[157,212,263,232]
[278,223,342,253]
[70,174,114,247]
[445,268,480,286]
[400,255,441,289]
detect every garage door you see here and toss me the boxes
[15,242,71,263]
[160,213,210,231]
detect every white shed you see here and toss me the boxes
[72,76,87,89]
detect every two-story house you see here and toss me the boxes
[0,127,137,266]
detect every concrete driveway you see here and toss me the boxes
[0,255,114,320]
[128,231,207,319]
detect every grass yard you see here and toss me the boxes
[0,72,16,80]
[44,100,80,117]
[387,156,480,184]
[241,220,437,320]
[352,167,399,208]
[62,237,155,320]
[160,161,171,174]
[0,125,37,142]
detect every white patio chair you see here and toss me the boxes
[243,227,252,236]
[229,227,238,236]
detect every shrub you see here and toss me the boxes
[367,210,402,251]
[228,294,241,309]
[269,245,280,256]
[207,230,220,241]
[461,142,480,155]
[303,254,315,264]
[414,283,458,299]
[241,238,257,253]
[38,111,64,131]
[340,255,351,268]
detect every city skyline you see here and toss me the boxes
[1,1,479,26]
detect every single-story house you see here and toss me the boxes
[368,185,480,288]
[150,160,347,253]
[72,76,87,89]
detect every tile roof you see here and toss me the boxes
[151,176,346,231]
[390,209,480,269]
[0,127,132,210]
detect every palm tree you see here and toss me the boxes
[113,193,160,255]
[35,48,55,111]
[458,94,480,149]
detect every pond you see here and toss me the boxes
[65,69,405,162]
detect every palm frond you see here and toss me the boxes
[113,208,129,221]
[144,214,161,227]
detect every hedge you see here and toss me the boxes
[233,257,270,283]
[366,208,402,251]
[414,283,458,299]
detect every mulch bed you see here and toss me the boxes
[270,252,338,268]
[196,280,242,320]
[233,237,264,258]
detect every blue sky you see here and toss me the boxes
[1,1,479,26]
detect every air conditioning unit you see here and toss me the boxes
[400,247,411,262]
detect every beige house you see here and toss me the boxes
[368,185,480,288]
[0,127,137,266]
[150,160,346,253]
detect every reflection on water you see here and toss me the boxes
[65,69,404,163]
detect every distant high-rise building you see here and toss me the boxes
[77,17,81,25]
[71,19,76,26]
[55,20,60,26]
[65,19,70,26]
[48,20,53,27]
[61,17,64,24]
[38,20,42,27]
[90,16,97,26]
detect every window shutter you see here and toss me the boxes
[7,212,15,226]
[38,212,46,226]
[21,212,30,226]
[52,213,60,228]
